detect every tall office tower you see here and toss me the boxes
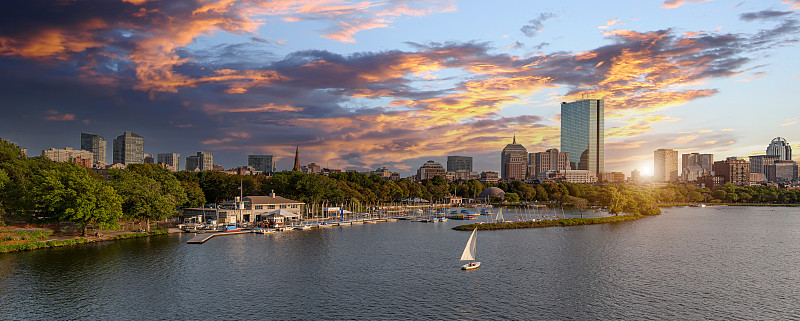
[654,149,679,182]
[80,132,107,167]
[157,153,180,172]
[529,148,570,178]
[144,154,154,164]
[748,155,780,174]
[446,156,473,173]
[248,154,276,173]
[561,99,604,174]
[186,151,213,171]
[766,137,792,160]
[713,157,751,186]
[112,131,144,165]
[501,136,528,180]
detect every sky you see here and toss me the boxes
[0,0,798,177]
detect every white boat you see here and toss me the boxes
[460,228,480,270]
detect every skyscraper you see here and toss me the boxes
[446,156,473,173]
[560,99,604,174]
[112,131,144,165]
[157,153,180,172]
[186,151,213,171]
[248,154,276,173]
[654,149,679,182]
[766,137,792,160]
[80,132,106,166]
[501,136,528,180]
[682,153,713,181]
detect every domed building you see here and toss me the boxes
[478,187,505,200]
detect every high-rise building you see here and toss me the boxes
[144,154,154,164]
[765,160,798,182]
[248,154,276,173]
[416,160,446,181]
[157,153,180,172]
[682,153,713,173]
[631,169,640,183]
[479,171,499,184]
[446,156,473,173]
[186,151,213,171]
[654,149,679,182]
[41,147,93,167]
[766,137,792,160]
[681,153,712,182]
[561,99,604,174]
[529,148,569,178]
[748,155,780,174]
[112,131,144,165]
[713,157,750,186]
[80,132,106,167]
[501,136,528,180]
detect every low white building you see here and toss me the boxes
[558,170,598,184]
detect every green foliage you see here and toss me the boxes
[453,214,646,231]
[180,181,206,208]
[0,237,90,253]
[504,192,520,203]
[31,162,123,235]
[111,164,187,231]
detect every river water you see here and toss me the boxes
[1,206,799,320]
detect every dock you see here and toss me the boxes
[186,230,251,244]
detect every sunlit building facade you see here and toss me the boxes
[654,149,679,182]
[766,137,792,161]
[561,99,604,175]
[500,136,528,180]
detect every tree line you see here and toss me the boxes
[4,136,800,233]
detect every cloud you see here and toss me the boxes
[43,109,77,121]
[599,18,624,30]
[2,4,800,173]
[785,0,800,9]
[662,0,713,9]
[520,13,557,37]
[781,118,797,126]
[740,10,793,21]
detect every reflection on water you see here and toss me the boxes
[1,207,799,320]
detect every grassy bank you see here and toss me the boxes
[452,214,647,231]
[0,230,168,254]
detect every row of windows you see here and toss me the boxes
[253,204,300,210]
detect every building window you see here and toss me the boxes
[255,205,263,210]
[268,205,275,209]
[280,205,287,209]
[292,204,298,208]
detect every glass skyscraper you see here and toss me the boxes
[560,99,604,174]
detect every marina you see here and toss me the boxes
[2,206,799,320]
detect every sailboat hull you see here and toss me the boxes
[461,262,481,270]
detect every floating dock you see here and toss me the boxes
[186,230,251,244]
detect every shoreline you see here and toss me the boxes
[452,213,648,231]
[0,230,169,254]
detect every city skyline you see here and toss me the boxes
[1,1,799,176]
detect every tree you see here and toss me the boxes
[111,164,187,231]
[504,192,520,203]
[567,196,588,218]
[32,162,122,236]
[180,181,206,208]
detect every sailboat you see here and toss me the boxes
[460,228,480,270]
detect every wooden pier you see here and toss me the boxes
[186,230,251,244]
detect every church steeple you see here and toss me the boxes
[293,145,301,171]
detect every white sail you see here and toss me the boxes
[460,228,477,261]
[495,208,504,222]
